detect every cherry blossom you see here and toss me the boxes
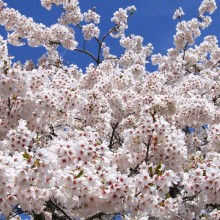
[0,0,219,219]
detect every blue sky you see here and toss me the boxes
[1,0,220,71]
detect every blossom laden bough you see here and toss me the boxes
[0,0,219,219]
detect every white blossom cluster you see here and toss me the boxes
[199,0,217,15]
[111,6,137,38]
[84,9,100,24]
[0,5,78,50]
[173,7,185,20]
[0,0,219,219]
[82,23,100,41]
[183,152,220,211]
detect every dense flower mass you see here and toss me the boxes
[0,0,219,219]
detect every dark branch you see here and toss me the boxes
[210,60,220,70]
[206,203,220,210]
[84,212,105,220]
[74,48,99,64]
[47,199,72,220]
[108,122,119,149]
[52,212,67,220]
[182,190,202,202]
[32,212,46,220]
[143,135,152,164]
[182,42,188,62]
[128,135,153,177]
[96,25,118,63]
[84,212,120,220]
[7,97,13,116]
[49,40,99,65]
[213,94,220,104]
[83,40,87,51]
[49,124,58,137]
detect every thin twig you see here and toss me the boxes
[83,40,87,51]
[143,135,152,164]
[182,190,202,202]
[47,63,68,72]
[210,60,220,70]
[77,23,83,30]
[201,86,213,97]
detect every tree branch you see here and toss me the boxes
[49,124,58,137]
[108,122,119,149]
[84,212,105,220]
[83,40,87,51]
[182,42,188,62]
[212,94,220,104]
[7,97,13,116]
[47,199,72,220]
[210,60,220,70]
[49,40,99,65]
[128,136,153,177]
[52,212,67,220]
[182,190,202,202]
[74,48,99,64]
[143,135,152,164]
[84,212,120,220]
[95,25,118,63]
[32,212,45,220]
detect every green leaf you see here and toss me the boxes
[74,170,83,179]
[165,193,171,199]
[148,166,153,177]
[23,152,32,160]
[155,163,162,175]
[31,159,40,168]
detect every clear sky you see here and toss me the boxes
[0,0,220,71]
